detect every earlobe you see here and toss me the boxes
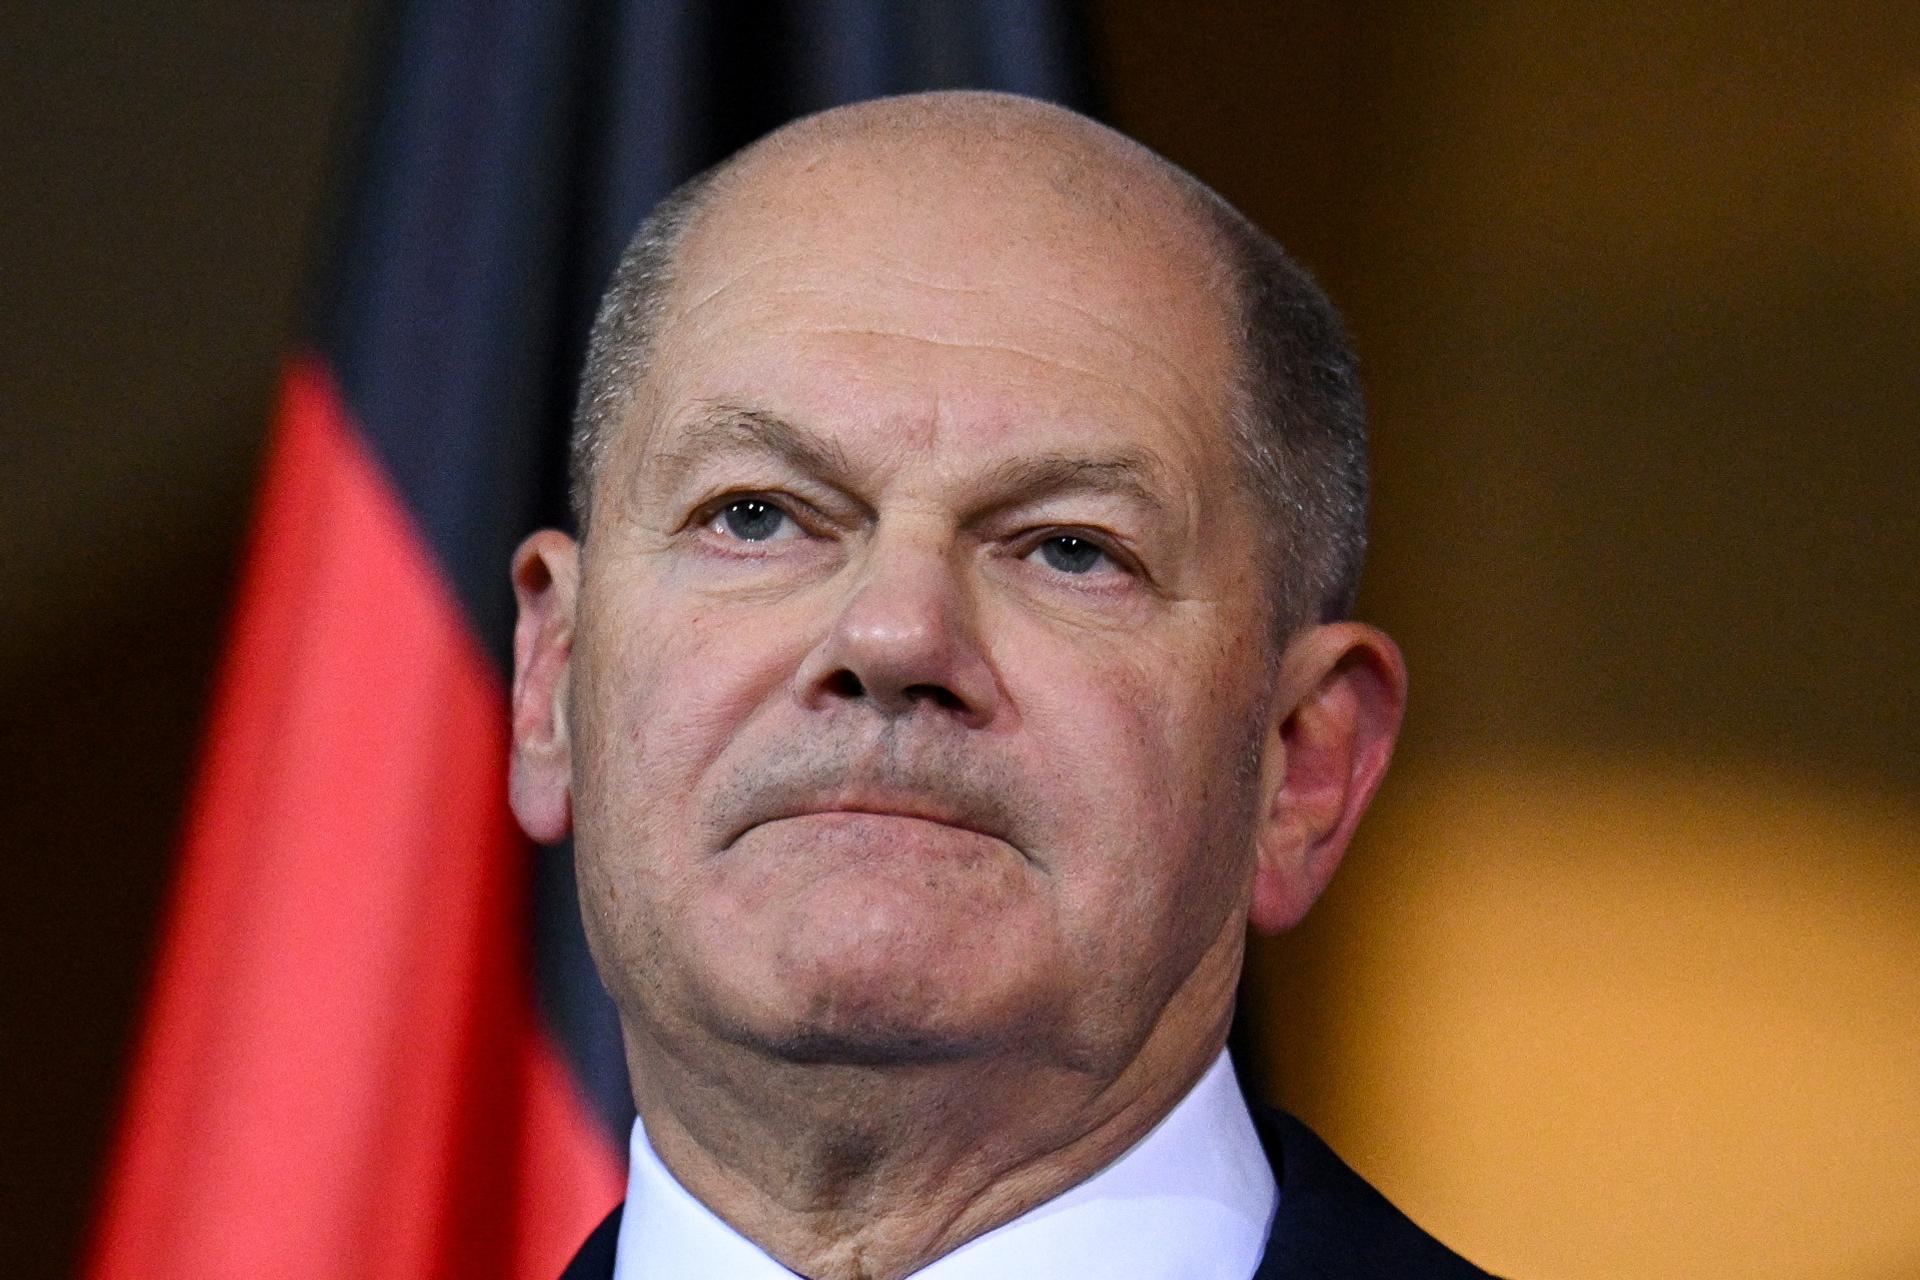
[508,529,581,844]
[1248,622,1407,933]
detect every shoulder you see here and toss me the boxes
[1250,1106,1504,1279]
[555,1202,622,1280]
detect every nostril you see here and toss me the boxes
[813,668,970,714]
[825,669,865,699]
[904,683,965,711]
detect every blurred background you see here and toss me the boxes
[3,3,1915,1279]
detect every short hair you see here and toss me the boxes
[568,151,1367,637]
[568,165,720,537]
[1194,191,1369,630]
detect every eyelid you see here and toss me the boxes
[687,489,821,534]
[1017,525,1146,580]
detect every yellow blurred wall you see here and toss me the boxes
[1256,758,1919,1278]
[1102,3,1920,1276]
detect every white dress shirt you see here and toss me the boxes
[611,1049,1278,1279]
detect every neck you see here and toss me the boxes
[624,921,1244,1280]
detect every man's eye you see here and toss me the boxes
[708,498,799,542]
[1029,534,1113,576]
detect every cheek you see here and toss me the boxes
[1009,630,1263,941]
[572,584,809,876]
[570,581,829,1016]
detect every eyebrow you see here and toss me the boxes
[644,404,859,499]
[972,451,1172,519]
[643,402,1174,520]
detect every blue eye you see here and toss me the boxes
[1032,535,1109,575]
[712,498,795,542]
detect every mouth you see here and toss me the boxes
[761,805,996,841]
[726,793,1019,859]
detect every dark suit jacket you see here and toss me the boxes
[558,1106,1498,1279]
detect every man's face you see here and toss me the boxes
[564,142,1281,1078]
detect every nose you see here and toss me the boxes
[793,532,999,727]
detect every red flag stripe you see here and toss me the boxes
[86,358,620,1279]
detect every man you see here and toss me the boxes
[508,91,1495,1279]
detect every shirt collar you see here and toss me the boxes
[612,1050,1278,1280]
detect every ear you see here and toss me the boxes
[508,529,581,844]
[1247,622,1407,933]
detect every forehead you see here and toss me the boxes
[626,132,1243,480]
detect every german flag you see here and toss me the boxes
[83,3,1092,1277]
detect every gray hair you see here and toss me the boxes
[1197,192,1369,630]
[568,166,720,532]
[567,160,1367,638]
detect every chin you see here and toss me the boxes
[752,1023,988,1067]
[704,950,1050,1070]
[707,981,1014,1066]
[666,857,1067,1068]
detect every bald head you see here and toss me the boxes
[713,91,1217,239]
[570,91,1365,631]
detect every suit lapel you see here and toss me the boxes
[1248,1106,1496,1279]
[557,1203,623,1280]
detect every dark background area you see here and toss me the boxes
[5,5,1916,1278]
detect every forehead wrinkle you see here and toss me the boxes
[796,325,1202,434]
[662,245,1004,328]
[683,260,1213,376]
[667,254,835,326]
[673,245,1221,372]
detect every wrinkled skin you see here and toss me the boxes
[509,93,1404,1280]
